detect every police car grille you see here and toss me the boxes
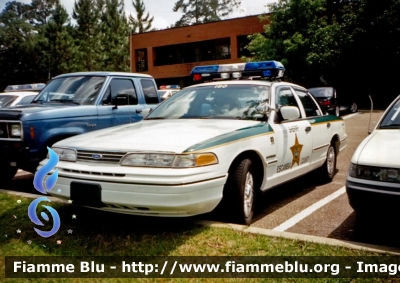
[76,150,126,163]
[61,169,125,177]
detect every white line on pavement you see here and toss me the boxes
[343,112,360,120]
[272,186,346,232]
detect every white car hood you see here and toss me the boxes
[355,130,400,168]
[56,119,261,153]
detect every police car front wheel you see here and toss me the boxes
[228,158,256,225]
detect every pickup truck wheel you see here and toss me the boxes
[1,163,18,181]
[319,144,336,182]
[227,158,255,225]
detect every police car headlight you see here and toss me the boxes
[349,163,400,183]
[120,153,218,168]
[52,147,77,162]
[10,124,22,137]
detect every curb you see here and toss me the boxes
[3,189,399,256]
[195,220,400,256]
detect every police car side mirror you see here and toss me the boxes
[280,106,300,120]
[255,102,271,115]
[142,108,153,118]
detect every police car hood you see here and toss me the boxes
[354,130,400,168]
[55,119,263,153]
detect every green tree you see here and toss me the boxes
[172,0,241,27]
[245,0,343,86]
[0,1,41,88]
[26,0,57,26]
[334,0,400,108]
[99,0,130,70]
[129,0,154,33]
[73,0,101,71]
[39,0,80,77]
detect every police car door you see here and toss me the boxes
[292,87,331,171]
[267,85,313,188]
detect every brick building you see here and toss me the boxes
[129,15,268,87]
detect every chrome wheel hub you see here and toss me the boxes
[327,146,335,175]
[244,172,254,217]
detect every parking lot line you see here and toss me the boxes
[272,187,346,232]
[342,112,360,120]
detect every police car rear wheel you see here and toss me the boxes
[229,158,255,225]
[320,144,336,181]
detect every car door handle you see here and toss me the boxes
[136,109,142,113]
[305,126,311,132]
[327,123,331,128]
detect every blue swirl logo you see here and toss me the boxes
[29,147,61,238]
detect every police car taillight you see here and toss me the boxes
[190,60,285,82]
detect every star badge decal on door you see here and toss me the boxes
[290,134,303,168]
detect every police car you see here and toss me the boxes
[158,85,180,101]
[44,61,348,225]
[0,83,45,108]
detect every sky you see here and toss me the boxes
[0,0,275,30]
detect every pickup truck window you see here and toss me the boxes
[33,76,105,105]
[140,79,158,104]
[103,78,138,105]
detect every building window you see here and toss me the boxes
[237,35,252,58]
[153,38,231,66]
[136,49,148,72]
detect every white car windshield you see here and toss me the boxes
[379,98,400,129]
[0,95,17,107]
[146,84,270,120]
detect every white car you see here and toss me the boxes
[43,61,347,224]
[158,89,179,101]
[346,95,400,214]
[0,83,45,108]
[158,85,180,101]
[0,92,38,108]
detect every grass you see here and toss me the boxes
[0,192,397,283]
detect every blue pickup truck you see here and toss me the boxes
[0,72,160,181]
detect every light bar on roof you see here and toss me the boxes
[244,61,284,71]
[4,83,46,92]
[190,60,285,81]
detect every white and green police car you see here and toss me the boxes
[43,61,348,224]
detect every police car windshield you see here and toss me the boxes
[33,76,105,105]
[146,84,270,120]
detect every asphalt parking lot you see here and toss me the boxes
[2,110,398,250]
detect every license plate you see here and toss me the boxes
[70,181,104,207]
